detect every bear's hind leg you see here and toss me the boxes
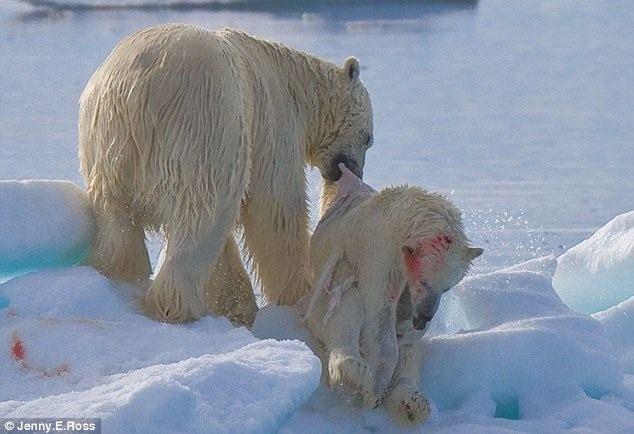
[89,204,151,286]
[384,321,430,425]
[205,236,258,327]
[324,287,379,407]
[145,199,239,323]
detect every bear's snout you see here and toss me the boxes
[412,290,442,331]
[328,154,362,181]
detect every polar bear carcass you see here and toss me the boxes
[304,164,482,424]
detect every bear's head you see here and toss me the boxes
[310,57,373,185]
[391,188,482,329]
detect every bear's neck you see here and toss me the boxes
[269,48,342,152]
[227,30,344,158]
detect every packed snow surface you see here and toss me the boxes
[420,267,621,410]
[254,255,633,433]
[553,211,634,314]
[593,296,634,375]
[0,267,321,434]
[0,186,632,433]
[0,180,94,279]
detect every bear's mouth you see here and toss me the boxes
[412,288,442,331]
[325,154,362,181]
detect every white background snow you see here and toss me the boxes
[1,0,633,433]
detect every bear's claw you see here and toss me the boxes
[328,356,379,407]
[384,385,430,425]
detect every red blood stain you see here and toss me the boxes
[10,336,26,361]
[403,246,422,277]
[403,233,453,287]
[10,334,70,377]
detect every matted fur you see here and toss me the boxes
[79,24,373,323]
[304,167,481,424]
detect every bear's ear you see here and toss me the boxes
[343,57,360,81]
[465,247,484,260]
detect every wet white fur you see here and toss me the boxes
[78,24,372,323]
[305,170,479,424]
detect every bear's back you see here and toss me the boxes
[95,24,235,82]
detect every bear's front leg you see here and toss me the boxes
[241,158,312,306]
[323,286,379,407]
[383,320,430,425]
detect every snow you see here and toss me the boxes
[1,342,320,434]
[553,211,634,314]
[3,191,630,434]
[593,297,634,375]
[4,213,628,434]
[0,267,321,433]
[0,180,94,280]
[419,269,622,412]
[254,255,633,433]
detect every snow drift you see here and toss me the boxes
[0,179,631,433]
[420,266,622,416]
[593,296,634,375]
[0,180,94,279]
[0,267,321,434]
[255,256,633,433]
[1,342,319,434]
[255,256,624,417]
[553,211,634,314]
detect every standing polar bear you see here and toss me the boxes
[79,24,373,323]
